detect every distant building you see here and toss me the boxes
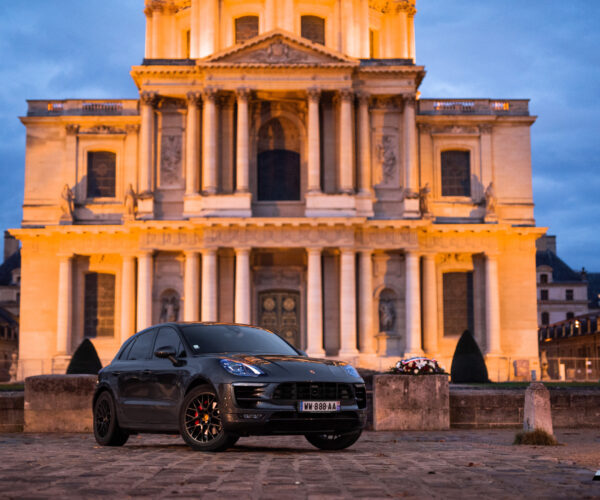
[0,232,19,381]
[12,0,543,380]
[536,235,589,326]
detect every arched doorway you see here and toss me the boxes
[257,117,301,201]
[257,290,300,348]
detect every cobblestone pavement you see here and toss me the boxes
[0,430,598,499]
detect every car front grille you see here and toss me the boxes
[272,382,355,402]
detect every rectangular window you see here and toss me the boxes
[442,272,474,337]
[87,151,116,198]
[540,289,548,300]
[301,15,325,45]
[84,273,115,338]
[566,289,574,301]
[235,16,259,44]
[540,274,548,284]
[441,150,471,197]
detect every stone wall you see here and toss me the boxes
[373,374,449,430]
[450,386,600,429]
[24,375,97,433]
[0,392,24,432]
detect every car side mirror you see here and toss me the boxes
[155,346,182,366]
[297,349,308,357]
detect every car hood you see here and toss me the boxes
[224,354,363,381]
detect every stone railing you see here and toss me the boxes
[27,99,139,117]
[418,98,530,116]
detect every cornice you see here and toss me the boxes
[369,0,416,15]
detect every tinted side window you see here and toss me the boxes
[153,327,181,359]
[127,330,156,360]
[119,338,136,360]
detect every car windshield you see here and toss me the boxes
[181,324,299,355]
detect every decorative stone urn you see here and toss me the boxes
[372,374,449,431]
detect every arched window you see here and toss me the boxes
[235,16,259,44]
[257,117,301,201]
[441,150,470,197]
[84,272,115,338]
[87,151,116,198]
[301,15,325,45]
[541,312,549,325]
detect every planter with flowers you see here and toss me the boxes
[373,357,450,431]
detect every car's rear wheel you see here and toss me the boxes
[93,391,129,446]
[305,430,362,450]
[179,385,237,452]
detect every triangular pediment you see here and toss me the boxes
[203,30,358,66]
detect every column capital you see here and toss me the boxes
[183,249,201,257]
[340,247,356,256]
[307,87,321,102]
[358,248,373,256]
[234,247,252,255]
[202,87,219,102]
[65,124,79,136]
[357,90,370,105]
[306,247,323,255]
[485,251,500,259]
[186,91,202,106]
[57,252,74,260]
[137,250,154,259]
[201,248,218,256]
[236,87,251,101]
[339,89,354,102]
[402,93,417,106]
[125,124,140,134]
[140,91,159,107]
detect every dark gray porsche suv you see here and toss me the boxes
[93,322,367,452]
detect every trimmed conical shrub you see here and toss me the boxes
[66,338,102,375]
[450,330,489,383]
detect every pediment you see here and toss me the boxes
[204,30,357,66]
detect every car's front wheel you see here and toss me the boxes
[93,391,129,446]
[179,385,237,452]
[305,430,362,450]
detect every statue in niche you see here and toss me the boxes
[8,351,18,382]
[160,135,182,186]
[379,299,396,332]
[123,184,138,221]
[484,181,497,214]
[376,135,397,184]
[159,291,180,323]
[60,184,75,221]
[419,182,432,216]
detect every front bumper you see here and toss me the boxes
[218,381,367,435]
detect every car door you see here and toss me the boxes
[117,329,157,425]
[142,326,187,426]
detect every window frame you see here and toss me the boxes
[86,150,118,199]
[83,271,116,339]
[440,149,472,198]
[540,289,549,301]
[300,15,326,45]
[234,15,260,44]
[432,137,480,202]
[77,137,125,204]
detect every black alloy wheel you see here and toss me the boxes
[179,385,237,452]
[93,391,129,446]
[305,430,362,450]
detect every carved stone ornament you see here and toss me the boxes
[236,87,251,101]
[81,125,126,135]
[159,289,180,323]
[432,125,479,135]
[376,135,398,185]
[202,87,218,102]
[160,134,182,187]
[440,253,471,266]
[379,299,396,332]
[479,124,493,134]
[123,184,138,221]
[65,124,79,135]
[371,96,404,110]
[419,182,432,216]
[369,0,416,15]
[186,91,202,106]
[339,89,354,102]
[250,41,308,64]
[307,87,321,102]
[484,181,497,215]
[125,124,140,134]
[60,184,75,222]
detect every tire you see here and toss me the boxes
[305,430,362,451]
[179,385,237,452]
[93,391,129,447]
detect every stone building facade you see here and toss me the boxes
[12,0,543,379]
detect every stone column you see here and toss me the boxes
[198,0,218,57]
[339,249,359,356]
[56,254,73,354]
[265,0,276,31]
[485,253,502,354]
[404,251,424,356]
[151,5,163,58]
[120,255,136,345]
[339,90,354,194]
[202,88,218,194]
[422,253,438,354]
[358,92,372,194]
[139,92,157,194]
[403,95,418,196]
[183,251,200,321]
[185,92,201,196]
[306,248,325,357]
[201,249,218,322]
[358,250,376,354]
[234,248,251,324]
[307,88,321,193]
[144,6,153,59]
[137,252,153,330]
[235,88,250,193]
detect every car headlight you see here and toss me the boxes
[220,359,264,377]
[343,364,361,378]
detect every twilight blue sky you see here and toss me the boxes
[0,1,598,269]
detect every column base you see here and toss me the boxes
[184,193,252,217]
[305,192,358,217]
[337,349,360,358]
[356,191,374,217]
